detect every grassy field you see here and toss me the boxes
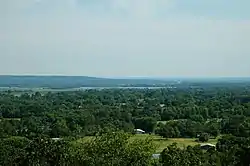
[132,134,218,153]
[77,134,218,153]
[0,118,21,121]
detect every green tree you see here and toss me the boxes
[133,117,157,133]
[199,133,209,142]
[0,137,29,165]
[69,132,156,166]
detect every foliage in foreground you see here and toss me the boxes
[0,132,156,166]
[1,133,250,166]
[68,132,156,166]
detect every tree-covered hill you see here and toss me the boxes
[0,75,172,88]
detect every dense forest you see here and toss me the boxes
[1,82,250,165]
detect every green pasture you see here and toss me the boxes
[76,134,218,153]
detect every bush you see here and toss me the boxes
[199,133,209,142]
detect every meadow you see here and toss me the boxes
[132,134,218,153]
[77,134,218,153]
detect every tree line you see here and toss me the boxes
[1,87,250,138]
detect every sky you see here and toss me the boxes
[1,0,250,77]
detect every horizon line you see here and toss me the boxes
[0,74,249,79]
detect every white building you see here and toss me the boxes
[200,143,216,150]
[134,129,145,134]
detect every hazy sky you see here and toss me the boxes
[1,0,250,77]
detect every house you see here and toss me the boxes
[200,143,216,150]
[160,104,165,108]
[51,138,61,141]
[134,129,146,134]
[152,154,160,159]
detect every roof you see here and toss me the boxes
[134,129,145,132]
[200,143,216,147]
[152,154,160,159]
[51,138,61,141]
[160,104,165,107]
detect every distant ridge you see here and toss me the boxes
[0,75,171,88]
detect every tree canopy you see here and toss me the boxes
[1,82,250,165]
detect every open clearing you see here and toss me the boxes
[132,134,218,153]
[77,134,218,153]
